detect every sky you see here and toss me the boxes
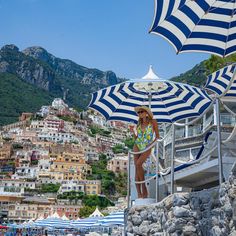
[0,0,209,80]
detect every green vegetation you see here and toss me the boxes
[0,73,53,126]
[82,195,114,208]
[115,172,127,196]
[124,137,135,149]
[171,61,208,87]
[87,154,127,198]
[58,115,77,123]
[87,154,116,196]
[79,206,96,218]
[112,144,126,154]
[12,143,23,149]
[5,161,15,166]
[57,191,113,209]
[2,137,13,141]
[31,160,38,165]
[57,191,84,201]
[39,183,61,193]
[205,54,236,73]
[172,53,236,88]
[88,126,111,137]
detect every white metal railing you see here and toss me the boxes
[127,98,236,208]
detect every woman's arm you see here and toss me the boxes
[152,119,160,141]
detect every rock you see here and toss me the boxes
[223,202,233,218]
[151,210,159,222]
[182,225,197,236]
[229,230,236,236]
[129,207,136,214]
[126,233,134,236]
[1,44,19,52]
[126,222,133,233]
[139,221,150,235]
[164,195,173,210]
[149,222,162,234]
[132,226,140,235]
[132,214,142,226]
[173,206,191,218]
[173,194,189,206]
[140,210,148,220]
[210,225,225,236]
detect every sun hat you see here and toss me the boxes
[134,106,153,119]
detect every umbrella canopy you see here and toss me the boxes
[70,217,101,229]
[89,66,212,123]
[34,217,71,229]
[92,211,124,227]
[205,63,236,97]
[150,0,236,57]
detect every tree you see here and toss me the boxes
[40,183,60,193]
[205,54,236,73]
[124,137,135,149]
[79,206,96,218]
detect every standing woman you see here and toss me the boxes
[133,106,159,198]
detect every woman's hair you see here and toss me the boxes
[137,112,153,127]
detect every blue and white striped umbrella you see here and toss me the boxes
[34,217,71,229]
[89,67,212,123]
[92,211,124,227]
[150,0,236,57]
[70,217,101,229]
[205,63,236,97]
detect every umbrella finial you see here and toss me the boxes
[142,65,160,80]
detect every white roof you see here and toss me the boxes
[89,207,104,217]
[61,214,69,220]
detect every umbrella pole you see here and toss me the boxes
[155,142,159,202]
[170,124,176,194]
[216,98,223,185]
[148,92,152,109]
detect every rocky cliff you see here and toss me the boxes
[126,165,236,236]
[0,44,124,125]
[0,44,123,108]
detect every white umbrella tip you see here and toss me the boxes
[142,65,160,80]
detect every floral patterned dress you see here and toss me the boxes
[135,123,154,151]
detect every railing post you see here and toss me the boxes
[171,124,176,194]
[127,152,131,208]
[216,98,223,185]
[155,141,159,202]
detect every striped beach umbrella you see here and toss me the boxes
[89,66,212,124]
[34,217,71,229]
[205,63,236,97]
[150,0,236,57]
[70,217,101,229]
[92,211,124,227]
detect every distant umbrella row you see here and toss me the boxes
[7,211,124,230]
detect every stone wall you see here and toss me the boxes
[126,169,236,236]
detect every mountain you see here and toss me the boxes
[0,44,123,125]
[171,54,236,87]
[171,61,208,88]
[0,73,54,125]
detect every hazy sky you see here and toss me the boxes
[0,0,209,79]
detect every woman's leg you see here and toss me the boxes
[133,145,142,198]
[136,149,151,198]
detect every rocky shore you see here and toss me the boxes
[125,166,236,236]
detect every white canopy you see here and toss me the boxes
[89,207,104,218]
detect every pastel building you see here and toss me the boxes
[107,154,128,173]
